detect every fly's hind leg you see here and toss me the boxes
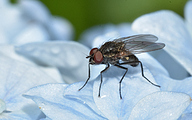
[138,61,160,88]
[119,61,160,88]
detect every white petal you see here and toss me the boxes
[15,41,90,83]
[128,92,191,120]
[132,10,192,75]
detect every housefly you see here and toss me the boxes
[78,34,165,99]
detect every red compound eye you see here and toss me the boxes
[94,51,103,64]
[90,48,98,55]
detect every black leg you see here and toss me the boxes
[138,61,160,88]
[78,63,91,91]
[114,64,128,99]
[98,63,110,97]
[119,61,160,88]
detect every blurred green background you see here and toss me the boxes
[34,0,188,40]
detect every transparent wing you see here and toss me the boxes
[114,34,158,43]
[114,34,165,54]
[127,42,165,54]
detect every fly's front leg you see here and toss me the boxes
[114,64,128,99]
[98,63,110,97]
[78,63,91,91]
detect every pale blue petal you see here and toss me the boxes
[136,53,169,77]
[92,31,120,48]
[80,24,119,48]
[128,92,191,120]
[93,65,160,119]
[0,0,8,6]
[0,110,43,120]
[19,0,50,24]
[24,84,106,120]
[47,17,74,40]
[132,10,192,75]
[156,75,192,114]
[0,55,57,119]
[64,81,106,118]
[0,3,27,40]
[39,67,64,83]
[13,24,49,45]
[0,30,8,44]
[184,0,192,35]
[0,45,35,64]
[40,117,52,120]
[15,41,89,83]
[80,23,135,48]
[178,113,192,120]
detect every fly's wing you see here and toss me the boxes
[114,34,165,54]
[114,34,158,43]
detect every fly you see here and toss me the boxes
[78,34,165,99]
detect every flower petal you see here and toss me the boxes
[13,24,49,45]
[24,84,106,120]
[128,92,191,120]
[15,41,90,83]
[19,0,50,24]
[0,110,44,120]
[136,53,169,77]
[64,81,106,118]
[156,75,192,115]
[0,55,57,111]
[184,0,192,36]
[47,17,74,40]
[132,10,192,75]
[80,23,135,48]
[93,65,160,119]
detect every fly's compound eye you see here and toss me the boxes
[90,48,98,56]
[94,51,103,64]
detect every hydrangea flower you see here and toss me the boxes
[19,1,192,119]
[0,0,192,120]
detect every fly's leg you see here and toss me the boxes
[119,61,160,88]
[98,63,110,97]
[78,63,91,91]
[114,64,128,99]
[138,61,160,87]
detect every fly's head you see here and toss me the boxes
[86,48,103,65]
